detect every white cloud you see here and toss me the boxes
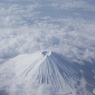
[0,2,40,28]
[0,19,95,63]
[51,0,95,11]
[0,0,95,95]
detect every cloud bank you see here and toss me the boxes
[0,0,95,95]
[0,20,95,63]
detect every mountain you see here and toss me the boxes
[15,51,81,88]
[9,51,95,95]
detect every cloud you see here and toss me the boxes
[0,28,95,94]
[0,19,95,63]
[51,0,95,11]
[0,2,40,28]
[0,0,95,95]
[0,0,95,29]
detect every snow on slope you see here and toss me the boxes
[0,51,95,95]
[11,51,82,91]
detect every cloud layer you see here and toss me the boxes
[0,0,95,95]
[0,20,95,63]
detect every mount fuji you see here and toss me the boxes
[14,51,81,90]
[1,51,95,95]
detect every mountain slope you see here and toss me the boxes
[0,51,95,95]
[13,51,82,90]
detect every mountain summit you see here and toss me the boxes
[14,51,81,90]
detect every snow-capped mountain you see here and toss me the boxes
[0,51,95,95]
[7,51,93,95]
[14,51,81,90]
